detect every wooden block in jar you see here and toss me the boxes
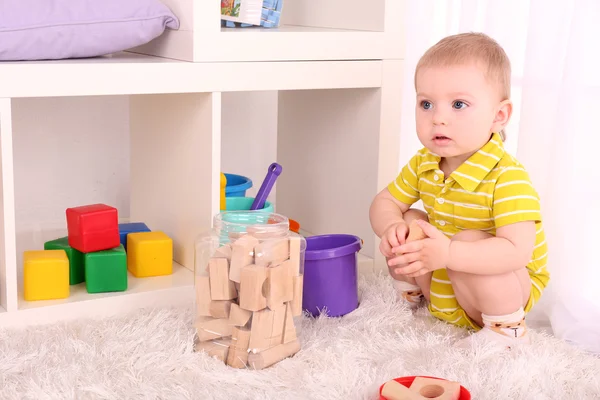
[230,235,259,283]
[254,238,289,267]
[214,243,233,259]
[289,236,302,276]
[195,276,212,317]
[210,300,234,319]
[208,258,237,300]
[291,274,304,317]
[195,317,233,342]
[269,304,287,346]
[229,303,252,327]
[282,301,297,344]
[247,339,301,370]
[248,308,275,353]
[239,265,267,311]
[227,326,251,369]
[195,337,231,363]
[265,260,294,310]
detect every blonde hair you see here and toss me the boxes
[415,32,511,141]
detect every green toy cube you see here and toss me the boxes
[84,245,127,293]
[44,236,85,285]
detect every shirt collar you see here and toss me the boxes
[417,132,505,191]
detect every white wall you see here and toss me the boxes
[12,96,130,281]
[220,91,279,205]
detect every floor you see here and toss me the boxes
[0,272,598,400]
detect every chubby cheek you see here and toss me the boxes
[415,113,431,137]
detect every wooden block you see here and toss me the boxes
[409,377,461,400]
[407,219,427,242]
[291,274,304,317]
[282,302,297,344]
[265,260,294,310]
[213,244,233,260]
[231,326,251,350]
[229,303,252,327]
[249,308,275,353]
[230,235,259,283]
[239,265,267,311]
[209,258,237,300]
[227,326,251,369]
[205,244,233,273]
[254,238,290,267]
[288,236,302,276]
[247,339,301,370]
[381,380,420,400]
[195,276,212,317]
[194,338,231,363]
[195,317,233,342]
[210,300,234,319]
[269,304,287,346]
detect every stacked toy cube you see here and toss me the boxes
[23,203,173,301]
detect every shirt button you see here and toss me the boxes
[438,220,446,226]
[433,175,439,181]
[437,198,444,204]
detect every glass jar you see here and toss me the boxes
[193,210,306,370]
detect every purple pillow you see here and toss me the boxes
[0,0,179,61]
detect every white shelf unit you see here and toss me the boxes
[128,0,405,62]
[0,2,405,327]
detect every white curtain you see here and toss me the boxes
[400,0,600,354]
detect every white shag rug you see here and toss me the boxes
[1,273,599,400]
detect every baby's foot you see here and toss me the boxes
[453,307,530,350]
[392,280,424,309]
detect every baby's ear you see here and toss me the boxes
[492,99,512,133]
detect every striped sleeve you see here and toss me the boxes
[492,166,542,228]
[387,153,420,205]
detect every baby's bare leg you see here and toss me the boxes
[446,230,530,325]
[447,230,531,348]
[388,208,432,303]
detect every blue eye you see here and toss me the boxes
[421,101,432,110]
[453,101,467,109]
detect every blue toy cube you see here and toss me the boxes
[118,222,151,250]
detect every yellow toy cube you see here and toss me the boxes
[23,250,69,301]
[127,231,173,277]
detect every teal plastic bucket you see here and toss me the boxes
[219,198,276,244]
[225,196,274,213]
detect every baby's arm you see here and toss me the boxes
[370,153,421,256]
[369,188,410,238]
[448,165,541,275]
[447,221,536,274]
[369,153,421,235]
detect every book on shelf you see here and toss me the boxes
[221,0,284,28]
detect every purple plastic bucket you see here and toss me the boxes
[302,234,362,317]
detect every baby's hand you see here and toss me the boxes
[388,220,451,278]
[379,222,409,258]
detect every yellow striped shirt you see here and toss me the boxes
[388,132,550,296]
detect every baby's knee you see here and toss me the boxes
[403,208,428,223]
[452,229,493,243]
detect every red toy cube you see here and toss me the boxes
[66,204,120,253]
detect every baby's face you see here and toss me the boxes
[415,62,505,160]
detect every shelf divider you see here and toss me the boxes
[0,98,18,312]
[129,93,219,271]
